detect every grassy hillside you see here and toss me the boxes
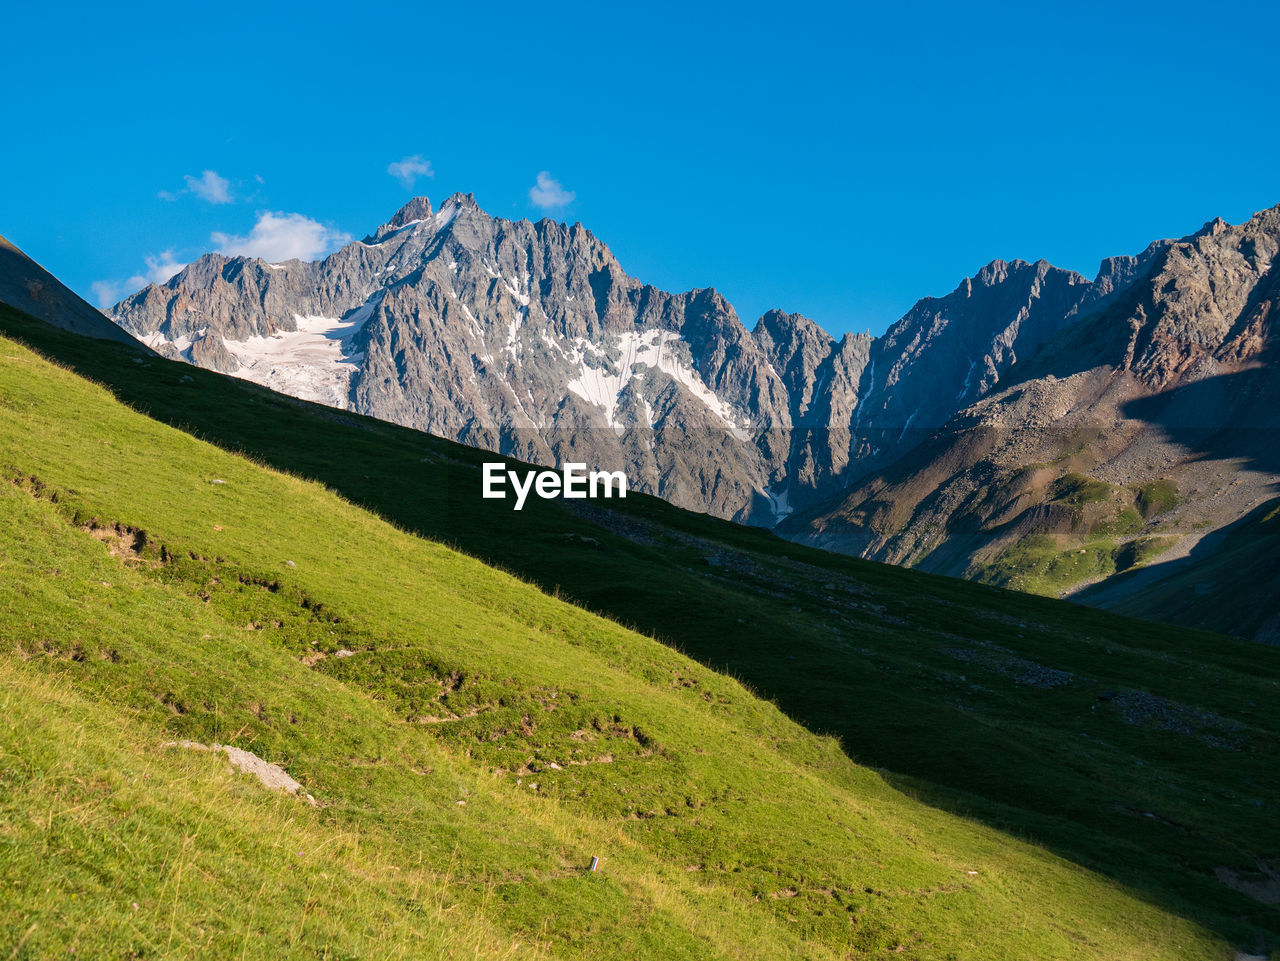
[0,304,1276,957]
[1079,496,1280,642]
[969,472,1180,595]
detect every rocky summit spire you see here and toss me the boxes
[388,196,433,229]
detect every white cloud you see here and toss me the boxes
[387,154,433,189]
[185,169,232,204]
[91,281,126,308]
[529,171,575,210]
[135,250,187,285]
[91,250,187,307]
[157,189,178,201]
[212,211,351,263]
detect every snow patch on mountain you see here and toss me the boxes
[217,296,380,408]
[760,484,794,522]
[434,204,461,230]
[141,329,202,358]
[565,328,745,431]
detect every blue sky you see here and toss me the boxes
[3,0,1278,337]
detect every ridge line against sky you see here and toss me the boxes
[3,0,1278,337]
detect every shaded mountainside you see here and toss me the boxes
[3,293,1280,955]
[0,235,144,347]
[106,196,1164,526]
[784,208,1280,640]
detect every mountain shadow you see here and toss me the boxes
[1079,357,1280,638]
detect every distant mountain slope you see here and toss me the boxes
[0,235,144,346]
[784,208,1280,639]
[1078,495,1280,641]
[3,296,1279,954]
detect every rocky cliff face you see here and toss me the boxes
[112,196,796,520]
[784,206,1280,639]
[111,193,1125,524]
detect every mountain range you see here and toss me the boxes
[104,198,1280,636]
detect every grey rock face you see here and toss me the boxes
[112,195,804,521]
[855,259,1093,446]
[784,205,1280,637]
[106,194,1275,534]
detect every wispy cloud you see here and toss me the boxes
[529,171,575,210]
[158,169,234,204]
[91,250,187,308]
[90,282,122,309]
[387,155,433,189]
[184,169,233,204]
[212,211,351,263]
[137,250,186,284]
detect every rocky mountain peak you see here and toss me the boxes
[438,192,480,214]
[1196,215,1230,239]
[753,309,835,370]
[387,196,434,228]
[973,259,1017,287]
[971,258,1069,291]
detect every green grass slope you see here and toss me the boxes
[1079,496,1280,642]
[971,472,1179,596]
[0,303,1276,957]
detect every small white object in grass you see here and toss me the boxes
[284,560,296,568]
[334,649,356,658]
[210,478,226,485]
[168,740,317,805]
